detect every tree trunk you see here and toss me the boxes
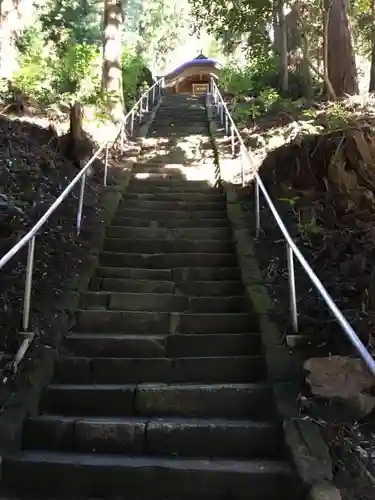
[369,0,375,91]
[276,0,289,93]
[326,0,358,96]
[102,0,125,121]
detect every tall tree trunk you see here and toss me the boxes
[369,0,375,91]
[326,0,358,96]
[276,0,289,93]
[102,0,125,121]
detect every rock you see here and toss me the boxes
[283,418,333,485]
[308,481,342,500]
[304,356,375,421]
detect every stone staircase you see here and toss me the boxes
[2,96,297,499]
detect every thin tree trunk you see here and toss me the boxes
[276,0,289,93]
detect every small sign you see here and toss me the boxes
[192,83,209,95]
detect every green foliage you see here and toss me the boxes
[14,22,101,105]
[121,49,150,107]
[189,0,273,59]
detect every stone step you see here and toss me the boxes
[106,226,231,240]
[81,292,246,313]
[123,191,224,202]
[111,216,229,228]
[64,332,261,358]
[128,180,217,192]
[90,277,175,293]
[99,252,237,269]
[116,208,227,220]
[103,238,233,254]
[89,277,243,296]
[24,415,282,459]
[54,355,265,384]
[94,266,241,281]
[3,452,294,498]
[40,383,274,418]
[132,164,213,175]
[75,310,255,334]
[120,200,225,211]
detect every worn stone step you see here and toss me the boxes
[40,382,274,418]
[3,452,294,498]
[90,277,243,296]
[123,192,224,202]
[75,310,255,334]
[103,238,233,254]
[132,164,212,175]
[128,180,218,192]
[111,215,229,228]
[64,333,167,358]
[106,226,231,240]
[94,266,241,282]
[81,292,246,313]
[24,415,282,459]
[95,267,172,280]
[64,332,261,359]
[120,200,224,211]
[90,277,175,293]
[116,208,226,220]
[99,252,237,269]
[54,355,265,384]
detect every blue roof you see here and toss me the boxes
[165,57,217,78]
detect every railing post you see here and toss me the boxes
[130,110,135,136]
[104,144,109,187]
[286,243,298,332]
[22,235,36,332]
[121,126,125,153]
[240,145,245,187]
[220,105,224,125]
[152,85,156,104]
[231,126,235,157]
[255,177,260,238]
[76,172,86,236]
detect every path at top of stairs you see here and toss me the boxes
[2,95,298,500]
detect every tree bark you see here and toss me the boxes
[294,1,336,100]
[369,0,375,91]
[326,0,358,96]
[276,0,289,93]
[102,0,125,121]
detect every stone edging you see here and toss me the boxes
[206,93,342,500]
[0,99,162,462]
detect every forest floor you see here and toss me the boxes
[230,94,375,500]
[0,103,127,382]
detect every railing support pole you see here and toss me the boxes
[130,110,135,136]
[240,146,245,187]
[286,243,298,332]
[255,178,260,238]
[231,126,235,157]
[22,235,36,332]
[76,172,86,236]
[121,127,125,153]
[104,144,109,187]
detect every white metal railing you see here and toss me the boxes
[0,77,165,371]
[210,78,375,377]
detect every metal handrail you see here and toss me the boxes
[210,78,375,377]
[1,77,165,371]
